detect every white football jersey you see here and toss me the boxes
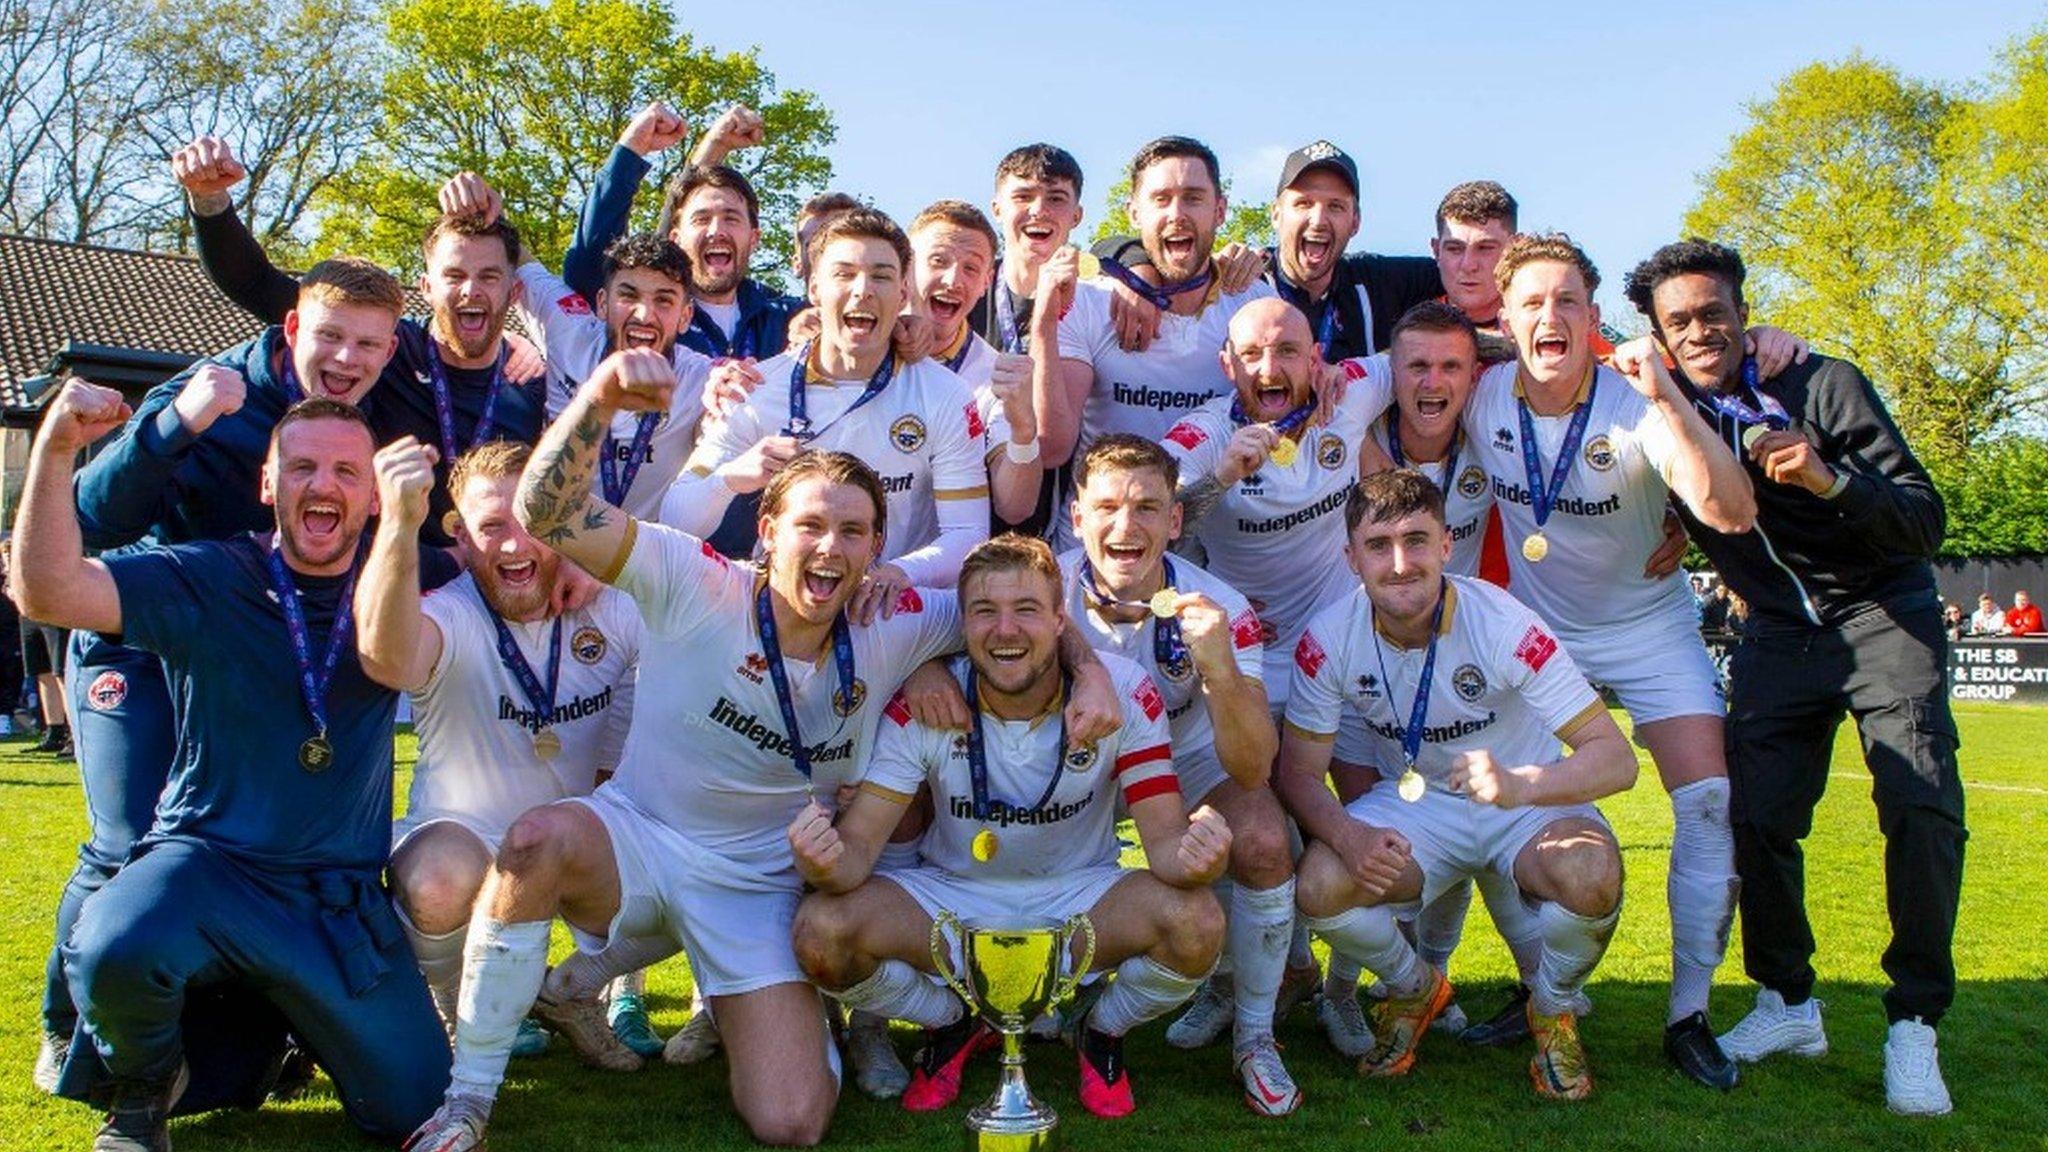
[607,523,962,871]
[406,574,642,835]
[948,329,1022,459]
[1056,548,1263,764]
[1284,576,1604,794]
[680,349,989,566]
[865,652,1177,880]
[514,262,714,520]
[1460,363,1695,640]
[1364,418,1496,579]
[1162,354,1393,697]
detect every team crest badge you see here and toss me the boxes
[1583,435,1616,472]
[1456,465,1488,500]
[1162,648,1194,684]
[1452,663,1488,702]
[572,627,607,664]
[833,678,868,718]
[1316,433,1346,470]
[1302,140,1340,161]
[1064,742,1099,772]
[890,415,927,453]
[86,670,127,711]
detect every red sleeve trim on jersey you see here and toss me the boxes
[1120,775,1181,805]
[1294,629,1327,678]
[1112,743,1171,777]
[1164,422,1207,450]
[1515,624,1558,672]
[884,691,913,727]
[1230,608,1262,650]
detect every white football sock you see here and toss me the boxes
[1306,904,1423,998]
[1089,955,1206,1037]
[1415,879,1472,973]
[1228,879,1295,1043]
[1531,901,1620,1017]
[831,959,964,1029]
[451,918,550,1100]
[1668,777,1737,1022]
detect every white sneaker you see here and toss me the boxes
[1233,1035,1301,1117]
[1717,988,1828,1063]
[403,1093,491,1152]
[845,1016,910,1099]
[1431,999,1469,1035]
[1883,1019,1953,1116]
[1315,991,1374,1059]
[1164,979,1234,1050]
[663,1007,722,1065]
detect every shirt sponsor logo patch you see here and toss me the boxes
[1515,625,1558,673]
[571,627,608,664]
[1133,675,1165,721]
[738,652,769,683]
[1294,630,1327,677]
[964,402,986,440]
[557,293,592,316]
[1165,422,1207,450]
[1230,609,1262,650]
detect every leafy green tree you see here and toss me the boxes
[1685,44,2048,469]
[316,0,834,281]
[1932,436,2048,557]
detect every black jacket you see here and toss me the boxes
[1674,353,1944,628]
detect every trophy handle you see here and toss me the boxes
[928,910,977,1007]
[1051,914,1096,1004]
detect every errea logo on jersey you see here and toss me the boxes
[1492,427,1515,452]
[738,652,769,683]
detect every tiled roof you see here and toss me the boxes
[0,233,437,409]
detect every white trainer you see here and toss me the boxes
[1431,999,1470,1035]
[663,1007,722,1065]
[403,1093,491,1152]
[1883,1019,1953,1116]
[1233,1035,1302,1117]
[1717,988,1828,1063]
[845,1015,910,1099]
[1315,991,1374,1059]
[1164,980,1234,1050]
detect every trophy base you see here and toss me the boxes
[962,1110,1058,1152]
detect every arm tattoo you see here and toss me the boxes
[519,405,609,539]
[1177,476,1229,526]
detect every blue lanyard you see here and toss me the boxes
[1697,357,1791,442]
[1515,374,1598,531]
[991,280,1028,354]
[694,308,756,360]
[599,413,662,507]
[1096,255,1213,311]
[753,582,857,781]
[964,664,1070,820]
[1079,556,1189,681]
[424,340,507,462]
[1273,265,1340,357]
[487,611,563,731]
[263,545,360,741]
[785,342,896,441]
[1228,395,1314,446]
[1370,579,1448,770]
[1388,421,1461,488]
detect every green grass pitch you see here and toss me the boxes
[1,706,2043,1150]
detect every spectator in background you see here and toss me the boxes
[2003,590,2042,637]
[1942,602,1966,643]
[1701,583,1733,635]
[1969,594,2006,637]
[0,538,19,735]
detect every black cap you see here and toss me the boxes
[1275,140,1359,199]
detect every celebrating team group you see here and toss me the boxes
[10,95,1966,1152]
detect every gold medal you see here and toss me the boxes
[298,735,334,773]
[1522,532,1549,563]
[533,729,562,760]
[441,509,461,538]
[1740,424,1768,452]
[1398,769,1426,803]
[1149,588,1179,619]
[971,828,1000,863]
[1269,436,1298,467]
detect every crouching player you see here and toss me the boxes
[355,439,643,1069]
[1276,471,1638,1100]
[792,535,1230,1120]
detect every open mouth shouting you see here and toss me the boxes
[926,288,963,329]
[698,238,738,284]
[1018,221,1056,252]
[496,556,537,589]
[619,320,664,351]
[841,309,881,339]
[299,497,344,549]
[1529,329,1572,371]
[801,561,847,605]
[310,365,366,401]
[1296,229,1334,272]
[1252,379,1296,419]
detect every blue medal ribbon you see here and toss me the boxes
[1228,394,1315,457]
[964,664,1071,821]
[753,582,858,782]
[599,413,662,507]
[263,544,361,745]
[784,342,896,441]
[1388,421,1461,491]
[1079,556,1189,680]
[1273,266,1340,358]
[424,340,507,462]
[1696,357,1792,447]
[487,611,563,734]
[1515,373,1599,533]
[694,308,756,360]
[1096,256,1213,312]
[1370,578,1449,773]
[990,280,1031,354]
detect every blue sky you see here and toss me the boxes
[676,1,2039,320]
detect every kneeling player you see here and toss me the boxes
[355,440,643,1068]
[792,535,1230,1120]
[1276,471,1638,1100]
